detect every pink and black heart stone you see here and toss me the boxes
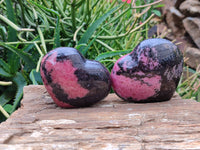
[40,47,111,108]
[111,38,183,103]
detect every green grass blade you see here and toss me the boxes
[81,30,103,56]
[0,86,15,106]
[95,49,131,61]
[0,26,6,42]
[0,42,36,70]
[11,72,27,113]
[5,0,17,42]
[78,6,118,54]
[0,59,11,73]
[5,0,20,74]
[28,0,59,17]
[0,68,12,77]
[23,36,40,52]
[152,9,161,17]
[4,104,13,114]
[53,17,61,48]
[29,69,43,85]
[37,27,47,54]
[197,87,200,102]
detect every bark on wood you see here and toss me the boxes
[0,85,200,150]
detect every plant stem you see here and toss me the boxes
[36,55,43,72]
[18,0,26,27]
[131,0,163,9]
[55,0,67,18]
[17,33,26,42]
[0,81,12,86]
[37,27,47,54]
[109,0,118,9]
[73,23,85,42]
[0,105,10,118]
[63,1,68,12]
[0,0,4,5]
[95,39,115,51]
[34,42,44,55]
[5,38,70,45]
[86,0,90,25]
[41,0,50,8]
[97,14,154,40]
[71,0,76,33]
[0,14,35,32]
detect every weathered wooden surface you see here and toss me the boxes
[1,85,200,150]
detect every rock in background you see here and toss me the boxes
[161,0,200,70]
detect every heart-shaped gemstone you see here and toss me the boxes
[111,38,183,102]
[40,47,111,108]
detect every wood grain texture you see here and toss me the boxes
[0,85,200,150]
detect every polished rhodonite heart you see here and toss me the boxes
[111,38,183,103]
[40,47,111,108]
